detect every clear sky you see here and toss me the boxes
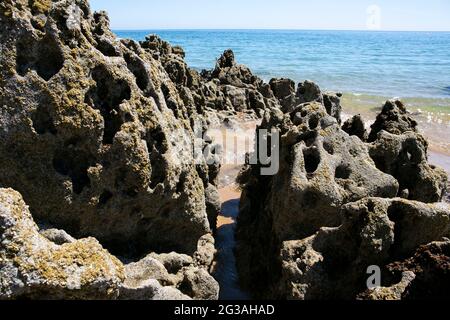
[89,0,450,31]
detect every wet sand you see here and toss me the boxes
[429,150,450,177]
[214,184,251,300]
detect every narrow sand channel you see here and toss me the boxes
[214,184,251,300]
[210,120,258,300]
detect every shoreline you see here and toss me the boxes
[341,92,450,157]
[429,149,450,177]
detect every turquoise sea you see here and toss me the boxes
[116,30,450,99]
[115,30,450,155]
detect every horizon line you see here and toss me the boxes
[111,28,450,33]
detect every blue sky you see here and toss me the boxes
[90,0,450,31]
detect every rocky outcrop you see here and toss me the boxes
[142,37,279,121]
[0,0,217,258]
[0,188,124,300]
[342,114,367,141]
[366,99,447,203]
[0,0,223,300]
[323,92,343,125]
[1,0,449,302]
[0,187,218,300]
[369,130,447,203]
[236,91,449,298]
[120,235,218,300]
[236,101,401,297]
[359,240,450,300]
[270,79,342,123]
[368,99,418,142]
[276,198,449,300]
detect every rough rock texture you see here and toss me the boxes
[370,131,448,203]
[142,39,279,122]
[205,184,221,234]
[387,240,450,299]
[1,0,449,302]
[367,99,447,204]
[0,0,219,257]
[236,91,449,298]
[359,240,450,300]
[0,0,224,300]
[368,99,418,142]
[40,227,76,245]
[270,79,343,124]
[277,198,449,300]
[236,101,400,297]
[323,92,343,125]
[342,114,367,141]
[357,271,416,300]
[120,234,219,300]
[0,188,124,299]
[0,186,218,300]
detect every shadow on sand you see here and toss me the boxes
[213,198,251,300]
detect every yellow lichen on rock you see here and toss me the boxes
[31,0,52,14]
[0,188,124,299]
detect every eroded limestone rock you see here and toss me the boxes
[236,89,449,299]
[0,188,124,300]
[368,99,418,142]
[276,198,450,299]
[0,0,214,257]
[120,235,219,300]
[370,131,448,203]
[236,102,399,297]
[342,114,367,141]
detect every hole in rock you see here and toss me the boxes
[323,140,334,155]
[124,52,150,92]
[303,147,321,175]
[367,201,376,213]
[85,65,131,144]
[98,190,113,206]
[16,35,64,81]
[52,147,94,194]
[124,187,138,198]
[300,110,309,118]
[148,150,167,189]
[401,146,419,164]
[387,203,407,258]
[146,127,169,189]
[93,12,106,35]
[335,164,352,180]
[176,173,187,194]
[308,115,320,129]
[302,131,318,147]
[32,103,57,135]
[161,83,179,114]
[96,39,120,57]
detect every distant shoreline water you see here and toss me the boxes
[115,30,450,100]
[115,30,450,157]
